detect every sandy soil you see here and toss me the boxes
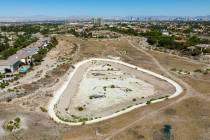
[50,58,180,125]
[0,35,210,140]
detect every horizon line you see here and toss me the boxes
[0,14,210,18]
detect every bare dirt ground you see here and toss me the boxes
[55,59,175,123]
[0,34,210,140]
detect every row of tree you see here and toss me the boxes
[109,27,139,36]
[142,30,210,56]
[33,37,58,63]
[0,35,37,59]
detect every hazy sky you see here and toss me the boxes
[0,0,210,17]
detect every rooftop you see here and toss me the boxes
[196,44,210,48]
[0,37,51,66]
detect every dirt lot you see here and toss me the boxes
[0,34,210,140]
[54,59,175,123]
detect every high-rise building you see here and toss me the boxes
[92,18,104,26]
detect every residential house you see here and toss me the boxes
[0,37,51,73]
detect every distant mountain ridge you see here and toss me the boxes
[0,15,66,22]
[0,15,210,22]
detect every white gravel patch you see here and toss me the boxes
[48,58,183,126]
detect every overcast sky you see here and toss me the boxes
[0,0,210,17]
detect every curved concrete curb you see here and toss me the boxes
[48,58,183,126]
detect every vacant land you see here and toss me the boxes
[0,34,209,140]
[54,59,176,124]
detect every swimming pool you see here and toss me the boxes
[19,66,30,73]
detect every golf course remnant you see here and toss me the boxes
[48,58,183,126]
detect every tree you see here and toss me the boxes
[187,36,201,46]
[33,53,44,62]
[14,35,37,49]
[0,48,18,59]
[147,37,157,45]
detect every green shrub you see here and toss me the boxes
[6,125,14,132]
[0,82,9,89]
[146,101,151,105]
[194,69,202,73]
[203,70,208,75]
[110,85,115,88]
[171,68,177,71]
[3,117,21,132]
[14,117,21,123]
[77,107,84,111]
[103,86,107,91]
[40,107,47,112]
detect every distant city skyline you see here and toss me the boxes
[0,0,210,17]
